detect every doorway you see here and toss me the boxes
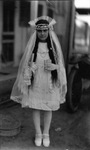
[1,1,15,63]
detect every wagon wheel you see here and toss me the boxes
[66,67,82,112]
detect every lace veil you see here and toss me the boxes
[10,16,67,104]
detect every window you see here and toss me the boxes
[3,1,15,32]
[20,1,31,27]
[2,43,14,62]
[47,8,53,18]
[38,4,43,17]
[2,1,15,63]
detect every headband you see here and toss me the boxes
[36,24,49,30]
[28,16,56,30]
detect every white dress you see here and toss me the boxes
[22,42,60,111]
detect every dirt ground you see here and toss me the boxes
[0,91,90,150]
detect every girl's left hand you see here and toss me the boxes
[44,60,58,71]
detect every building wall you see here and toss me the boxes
[0,0,74,68]
[0,1,3,68]
[14,1,38,66]
[14,1,31,66]
[45,1,74,66]
[15,0,74,67]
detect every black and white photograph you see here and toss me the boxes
[0,0,90,150]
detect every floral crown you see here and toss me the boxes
[36,24,49,30]
[28,16,56,30]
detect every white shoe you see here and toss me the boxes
[35,134,42,147]
[43,134,50,147]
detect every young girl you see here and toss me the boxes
[10,16,67,147]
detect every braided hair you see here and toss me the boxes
[30,34,58,84]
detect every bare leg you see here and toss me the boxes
[32,109,42,135]
[43,111,52,135]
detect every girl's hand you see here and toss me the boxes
[31,62,37,74]
[44,59,58,71]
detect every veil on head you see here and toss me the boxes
[10,16,67,104]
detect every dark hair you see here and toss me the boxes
[36,19,49,25]
[46,35,58,83]
[31,33,58,85]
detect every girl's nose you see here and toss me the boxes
[41,31,44,34]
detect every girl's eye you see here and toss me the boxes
[43,30,48,32]
[37,30,42,32]
[37,29,48,33]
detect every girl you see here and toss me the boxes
[10,16,67,147]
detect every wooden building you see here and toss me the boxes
[0,0,74,69]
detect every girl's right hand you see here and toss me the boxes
[31,62,37,74]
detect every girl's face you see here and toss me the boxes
[37,29,49,41]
